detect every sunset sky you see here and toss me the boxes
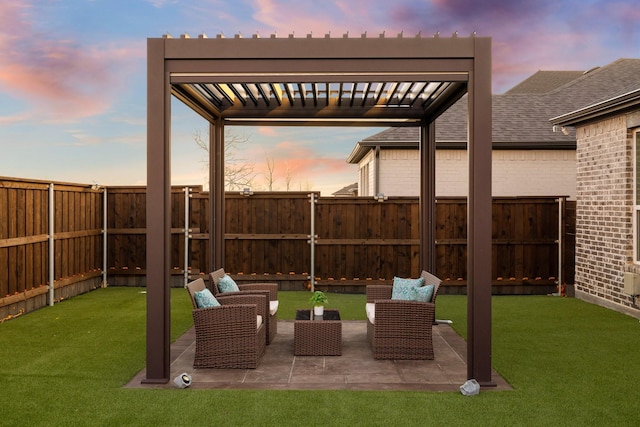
[1,0,639,194]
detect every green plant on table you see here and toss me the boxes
[308,290,328,306]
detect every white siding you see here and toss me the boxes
[491,150,576,198]
[378,150,421,196]
[361,149,576,199]
[358,151,376,196]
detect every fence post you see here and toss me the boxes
[184,187,191,286]
[308,192,317,292]
[554,197,564,296]
[48,183,55,306]
[102,187,108,288]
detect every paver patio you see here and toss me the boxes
[127,321,510,391]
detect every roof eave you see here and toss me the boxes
[551,88,640,126]
[347,139,575,162]
[347,139,423,163]
[346,142,368,164]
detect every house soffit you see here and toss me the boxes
[160,33,483,127]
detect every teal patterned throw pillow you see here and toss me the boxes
[194,288,220,308]
[391,276,425,300]
[413,284,435,302]
[217,274,240,293]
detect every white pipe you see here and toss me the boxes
[374,145,380,196]
[184,187,190,286]
[48,183,55,306]
[102,187,108,288]
[309,192,316,292]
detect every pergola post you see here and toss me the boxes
[467,37,494,386]
[209,120,225,272]
[144,38,172,383]
[420,120,437,272]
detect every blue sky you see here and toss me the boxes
[1,0,639,194]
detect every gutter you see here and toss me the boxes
[551,88,640,127]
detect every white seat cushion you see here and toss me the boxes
[257,315,263,329]
[365,303,375,324]
[269,300,279,316]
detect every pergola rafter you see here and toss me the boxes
[146,32,493,386]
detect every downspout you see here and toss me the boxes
[553,197,564,296]
[374,145,380,196]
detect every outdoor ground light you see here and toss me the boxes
[460,379,480,396]
[173,372,192,388]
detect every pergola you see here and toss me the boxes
[145,32,494,386]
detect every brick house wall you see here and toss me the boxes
[574,115,639,316]
[358,148,576,198]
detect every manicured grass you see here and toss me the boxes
[1,288,639,426]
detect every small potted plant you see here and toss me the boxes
[309,290,328,316]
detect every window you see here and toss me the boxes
[634,130,640,263]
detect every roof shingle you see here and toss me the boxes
[348,58,640,163]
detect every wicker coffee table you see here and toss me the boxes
[294,309,342,356]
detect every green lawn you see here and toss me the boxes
[1,288,639,426]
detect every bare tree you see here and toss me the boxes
[299,179,314,191]
[193,129,256,190]
[284,162,294,191]
[264,155,276,191]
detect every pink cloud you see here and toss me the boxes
[246,1,551,93]
[273,140,311,155]
[0,110,33,125]
[256,126,279,136]
[253,0,632,94]
[202,0,636,96]
[255,158,353,191]
[0,2,143,121]
[376,1,637,92]
[251,141,352,186]
[251,0,370,36]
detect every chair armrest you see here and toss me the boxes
[216,293,268,319]
[192,304,259,332]
[366,285,392,303]
[238,283,278,301]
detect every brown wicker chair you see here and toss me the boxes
[210,268,279,344]
[186,278,266,369]
[365,270,442,360]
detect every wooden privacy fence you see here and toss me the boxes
[106,188,575,294]
[1,177,576,319]
[0,178,104,318]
